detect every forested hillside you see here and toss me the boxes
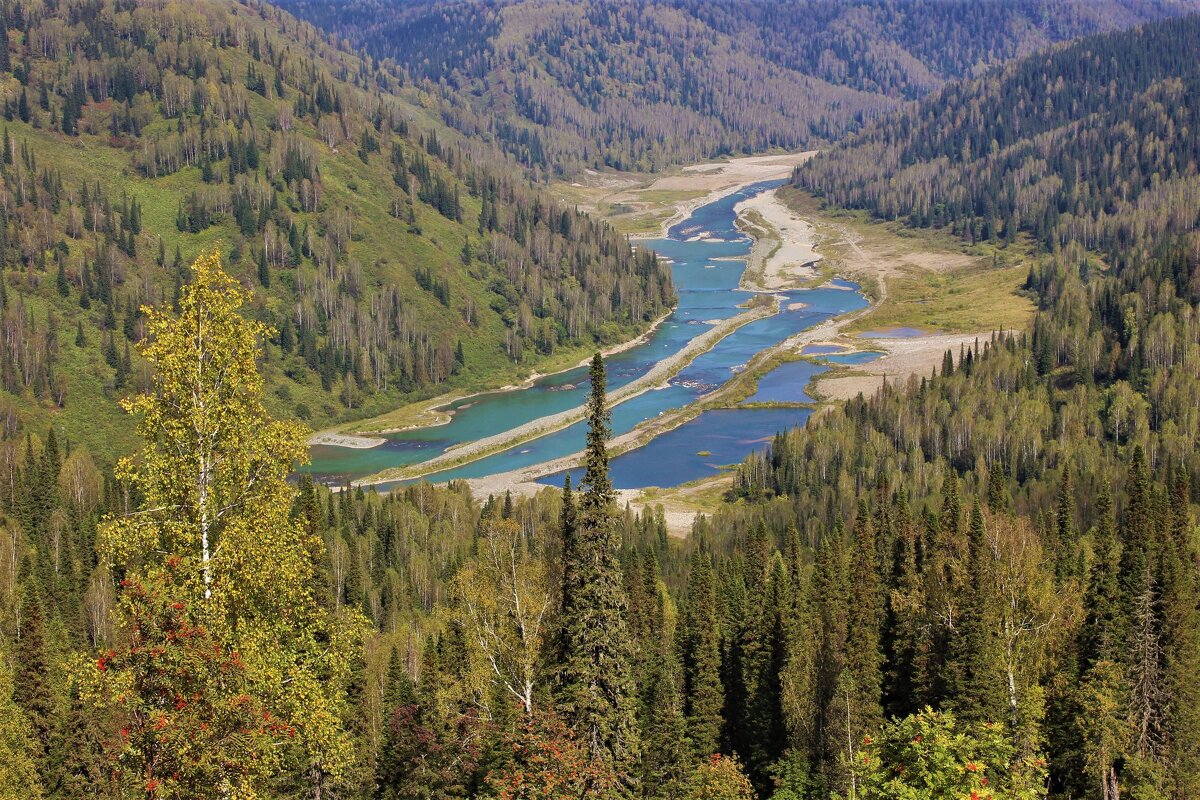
[279,0,1200,174]
[0,0,673,458]
[796,13,1200,250]
[4,3,1200,800]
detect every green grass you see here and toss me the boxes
[847,261,1034,334]
[777,186,1036,336]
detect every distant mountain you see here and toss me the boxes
[277,0,1200,175]
[795,13,1200,251]
[0,0,673,458]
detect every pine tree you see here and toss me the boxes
[558,354,641,792]
[683,549,723,759]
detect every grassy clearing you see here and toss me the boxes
[777,186,1035,336]
[850,262,1034,334]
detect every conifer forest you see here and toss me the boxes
[2,1,1200,799]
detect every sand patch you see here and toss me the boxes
[736,189,823,290]
[813,332,987,401]
[308,433,386,449]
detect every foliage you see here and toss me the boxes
[0,0,673,450]
[80,567,279,799]
[684,754,755,800]
[482,712,621,800]
[93,250,359,794]
[798,14,1200,252]
[0,652,43,799]
[855,709,1048,800]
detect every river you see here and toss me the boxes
[305,180,873,490]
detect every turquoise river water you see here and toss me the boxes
[305,180,874,490]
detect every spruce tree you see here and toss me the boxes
[13,583,53,762]
[683,549,723,759]
[947,503,1006,725]
[1120,449,1165,759]
[1080,489,1124,670]
[740,552,789,793]
[839,501,885,746]
[639,582,690,799]
[884,493,921,718]
[0,655,43,798]
[1054,470,1079,582]
[558,354,641,792]
[811,523,849,786]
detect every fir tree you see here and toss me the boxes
[0,655,43,798]
[13,583,53,763]
[883,493,921,718]
[947,503,1006,724]
[683,549,723,759]
[558,354,641,792]
[838,501,885,750]
[55,258,69,297]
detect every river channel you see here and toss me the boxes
[305,180,872,490]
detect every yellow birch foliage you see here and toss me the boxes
[95,249,360,792]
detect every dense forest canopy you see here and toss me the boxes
[1,2,1200,800]
[278,0,1200,175]
[795,13,1200,252]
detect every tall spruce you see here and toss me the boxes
[740,552,789,792]
[13,583,53,763]
[837,501,885,752]
[683,549,723,759]
[1120,448,1165,759]
[558,354,641,791]
[947,503,1006,724]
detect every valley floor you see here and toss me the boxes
[318,152,1034,534]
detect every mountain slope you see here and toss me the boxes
[279,0,1200,175]
[795,13,1200,251]
[0,0,673,460]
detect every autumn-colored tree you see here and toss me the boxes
[96,250,360,794]
[483,711,621,800]
[855,708,1047,800]
[682,754,754,800]
[85,567,281,797]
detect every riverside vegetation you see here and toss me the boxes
[1,3,1200,800]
